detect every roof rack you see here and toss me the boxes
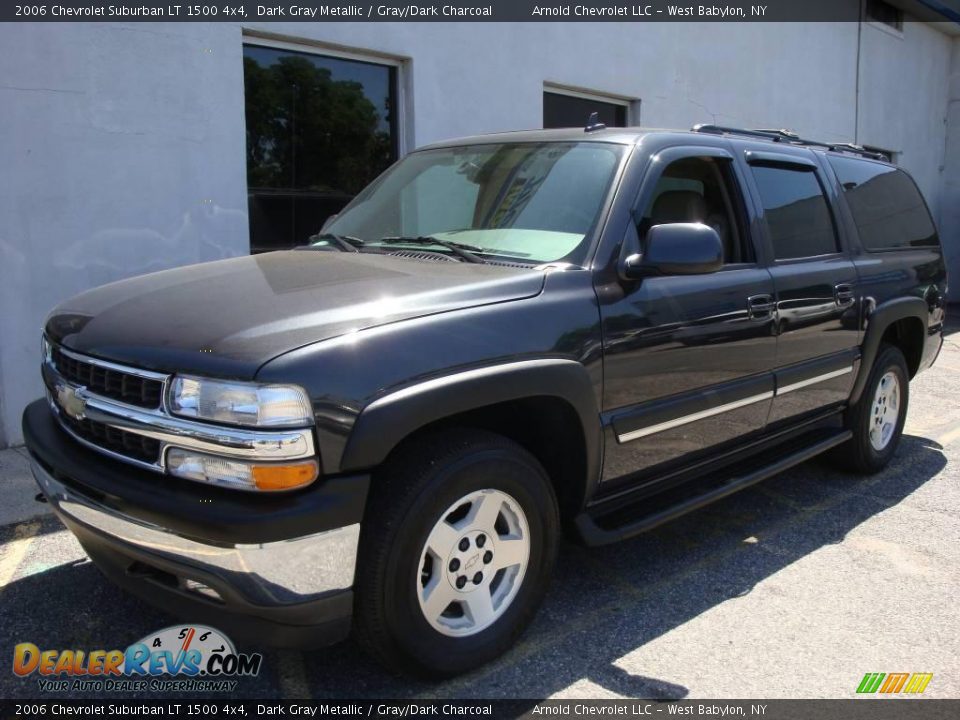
[691,124,889,161]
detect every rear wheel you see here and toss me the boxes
[354,429,559,678]
[833,344,909,474]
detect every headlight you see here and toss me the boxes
[166,449,319,492]
[168,376,313,428]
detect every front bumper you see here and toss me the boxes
[23,399,370,648]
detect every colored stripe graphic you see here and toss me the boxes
[903,673,933,694]
[857,673,885,693]
[880,673,909,693]
[857,672,933,694]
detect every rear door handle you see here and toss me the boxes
[747,294,776,319]
[835,283,855,304]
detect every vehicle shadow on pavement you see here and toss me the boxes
[298,433,948,700]
[0,434,946,700]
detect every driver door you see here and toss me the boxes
[599,146,777,483]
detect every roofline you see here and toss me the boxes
[414,127,650,152]
[411,126,899,167]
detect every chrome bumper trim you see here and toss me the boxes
[32,459,358,605]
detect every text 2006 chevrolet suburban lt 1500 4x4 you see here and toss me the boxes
[25,123,947,678]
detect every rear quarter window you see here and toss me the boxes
[828,156,939,251]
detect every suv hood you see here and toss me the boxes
[45,251,545,378]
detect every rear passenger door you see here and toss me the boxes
[740,149,860,426]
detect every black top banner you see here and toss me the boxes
[5,0,944,23]
[3,700,960,719]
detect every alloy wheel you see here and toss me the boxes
[417,489,530,637]
[869,370,901,451]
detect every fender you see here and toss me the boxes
[339,359,602,493]
[849,296,928,406]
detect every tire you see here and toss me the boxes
[353,428,560,678]
[833,344,910,475]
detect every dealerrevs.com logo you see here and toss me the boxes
[13,625,262,693]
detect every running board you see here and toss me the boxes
[576,430,852,546]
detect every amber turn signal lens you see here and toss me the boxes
[252,460,319,491]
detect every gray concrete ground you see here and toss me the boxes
[1,317,959,700]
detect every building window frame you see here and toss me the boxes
[543,82,639,127]
[865,0,905,37]
[241,32,409,253]
[242,31,410,157]
[862,145,899,164]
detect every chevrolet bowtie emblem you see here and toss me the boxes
[56,383,88,421]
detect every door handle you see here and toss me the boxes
[835,283,855,304]
[747,294,776,320]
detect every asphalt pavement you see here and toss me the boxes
[1,316,958,700]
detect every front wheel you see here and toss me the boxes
[834,344,910,474]
[354,429,559,678]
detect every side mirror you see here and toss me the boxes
[621,222,724,278]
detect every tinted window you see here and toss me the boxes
[828,157,938,251]
[750,166,838,260]
[243,45,398,253]
[639,157,750,264]
[543,92,627,129]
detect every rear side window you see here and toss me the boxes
[750,165,838,260]
[828,157,939,251]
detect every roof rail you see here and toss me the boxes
[690,124,888,161]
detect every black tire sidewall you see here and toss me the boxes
[381,446,558,676]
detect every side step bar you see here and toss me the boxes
[576,430,852,546]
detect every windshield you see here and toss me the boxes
[322,141,625,265]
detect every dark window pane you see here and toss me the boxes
[750,166,838,260]
[829,157,938,250]
[243,45,397,253]
[867,0,903,29]
[639,156,750,264]
[543,92,627,129]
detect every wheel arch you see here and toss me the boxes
[850,297,927,405]
[339,359,602,518]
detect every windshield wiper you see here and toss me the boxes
[378,236,486,264]
[306,232,366,252]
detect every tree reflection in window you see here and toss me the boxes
[243,45,398,253]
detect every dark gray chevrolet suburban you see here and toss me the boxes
[25,124,947,678]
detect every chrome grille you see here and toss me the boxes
[43,340,316,476]
[59,413,162,464]
[51,345,164,409]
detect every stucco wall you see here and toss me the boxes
[857,20,952,218]
[0,23,251,446]
[0,17,955,446]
